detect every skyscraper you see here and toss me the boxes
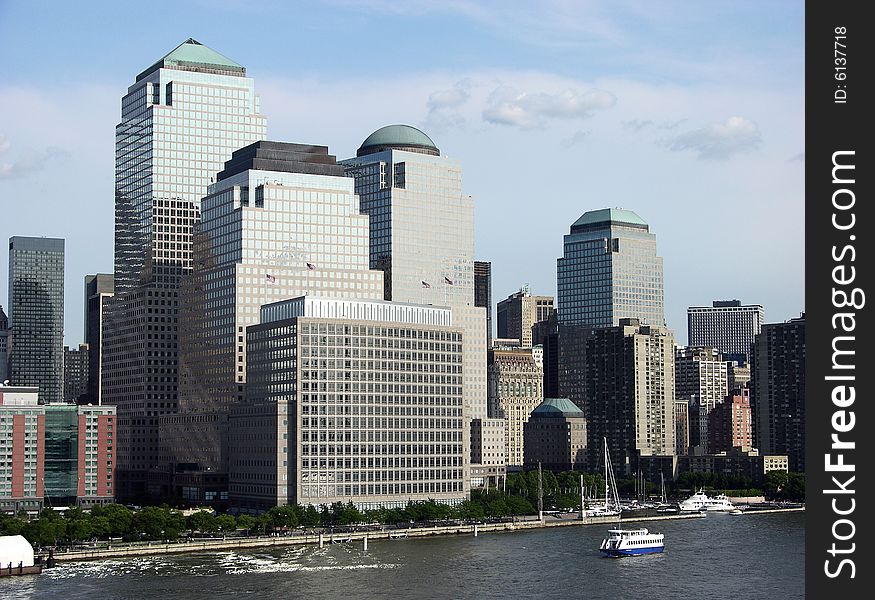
[557,208,663,328]
[84,274,113,404]
[674,346,728,453]
[585,319,675,474]
[164,141,384,494]
[0,306,9,383]
[341,125,487,486]
[474,261,492,343]
[7,236,65,404]
[687,300,764,364]
[751,314,805,471]
[496,288,554,347]
[103,39,267,498]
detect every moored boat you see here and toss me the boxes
[678,489,735,512]
[599,528,665,557]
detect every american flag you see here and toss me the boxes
[421,281,431,288]
[266,274,276,283]
[444,276,454,285]
[306,262,316,271]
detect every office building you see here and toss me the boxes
[341,125,487,485]
[557,208,663,328]
[586,319,675,474]
[523,398,587,472]
[751,314,805,472]
[229,297,465,512]
[0,386,44,514]
[63,344,89,404]
[709,390,753,453]
[7,237,65,404]
[474,261,492,343]
[164,141,384,490]
[687,300,764,364]
[84,274,114,404]
[674,400,689,455]
[487,347,544,470]
[496,288,554,347]
[675,347,728,453]
[470,418,506,489]
[727,361,751,392]
[102,39,267,498]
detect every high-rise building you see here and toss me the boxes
[102,39,267,498]
[229,297,465,511]
[726,360,751,393]
[7,236,65,404]
[751,314,805,471]
[84,274,114,404]
[531,312,559,398]
[487,347,544,470]
[474,261,492,343]
[0,305,9,383]
[709,390,753,453]
[164,141,385,491]
[341,125,486,485]
[496,288,554,347]
[673,400,690,455]
[585,319,675,474]
[0,385,44,514]
[63,344,89,404]
[557,208,663,328]
[687,300,764,364]
[674,347,728,453]
[523,398,587,472]
[470,418,506,489]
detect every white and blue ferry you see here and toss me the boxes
[599,528,665,557]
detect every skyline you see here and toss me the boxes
[0,1,805,345]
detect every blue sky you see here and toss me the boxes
[0,0,804,344]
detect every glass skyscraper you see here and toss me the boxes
[7,236,65,404]
[103,39,267,498]
[557,208,664,328]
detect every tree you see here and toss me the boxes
[133,506,168,540]
[102,504,133,537]
[236,514,257,533]
[90,516,111,539]
[216,514,236,533]
[189,510,218,534]
[764,470,790,500]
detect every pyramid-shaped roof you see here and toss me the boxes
[137,38,245,82]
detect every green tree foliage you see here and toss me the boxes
[189,510,218,534]
[215,514,237,533]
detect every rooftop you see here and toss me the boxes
[530,397,585,418]
[137,38,245,82]
[357,124,440,157]
[217,141,346,180]
[570,208,649,233]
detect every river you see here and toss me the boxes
[1,512,803,600]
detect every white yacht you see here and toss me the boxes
[678,489,736,512]
[599,528,665,557]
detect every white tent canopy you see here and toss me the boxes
[0,535,35,568]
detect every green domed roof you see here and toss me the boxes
[357,125,440,157]
[531,398,585,418]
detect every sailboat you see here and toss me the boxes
[586,438,621,517]
[655,472,677,513]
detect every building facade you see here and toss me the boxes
[496,288,554,347]
[470,418,506,489]
[102,39,267,498]
[675,347,728,453]
[84,274,114,404]
[487,347,544,470]
[751,314,805,472]
[585,319,676,474]
[229,297,465,512]
[687,300,764,364]
[523,398,587,472]
[7,237,65,404]
[673,400,689,456]
[63,344,89,404]
[164,141,385,487]
[557,208,663,328]
[474,261,492,344]
[708,390,753,453]
[0,386,44,514]
[0,306,9,383]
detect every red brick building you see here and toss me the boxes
[0,386,45,514]
[708,390,753,453]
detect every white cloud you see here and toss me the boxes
[562,130,590,147]
[0,145,67,179]
[482,86,616,129]
[663,116,762,160]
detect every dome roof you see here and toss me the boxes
[530,398,585,418]
[357,124,440,157]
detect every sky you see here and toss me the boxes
[0,0,804,346]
